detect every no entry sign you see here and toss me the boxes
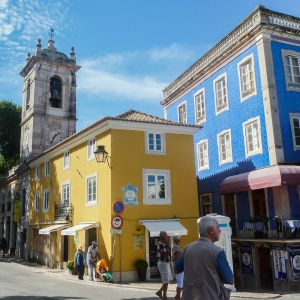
[112,200,124,214]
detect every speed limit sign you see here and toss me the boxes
[111,215,123,229]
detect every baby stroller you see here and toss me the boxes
[95,259,113,283]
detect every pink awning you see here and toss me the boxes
[220,165,300,194]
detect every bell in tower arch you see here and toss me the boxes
[49,77,62,108]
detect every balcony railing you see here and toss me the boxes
[231,217,300,240]
[54,202,73,221]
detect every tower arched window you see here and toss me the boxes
[1,192,5,213]
[7,191,11,211]
[26,80,30,110]
[49,77,62,108]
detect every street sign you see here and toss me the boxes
[111,215,123,229]
[112,200,124,214]
[110,228,122,234]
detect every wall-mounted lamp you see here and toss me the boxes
[94,145,112,169]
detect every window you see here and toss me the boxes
[43,189,49,212]
[200,194,212,216]
[213,73,228,115]
[142,169,171,205]
[178,101,187,124]
[282,50,300,91]
[44,161,50,177]
[63,151,70,169]
[290,114,300,150]
[238,54,256,101]
[196,139,209,171]
[194,89,206,124]
[144,132,166,155]
[34,192,39,212]
[217,130,233,165]
[86,174,97,206]
[87,138,96,160]
[35,166,40,181]
[62,183,70,205]
[243,116,262,157]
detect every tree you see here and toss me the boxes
[0,100,22,172]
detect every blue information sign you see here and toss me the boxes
[113,200,124,214]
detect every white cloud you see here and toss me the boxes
[149,44,194,62]
[0,0,8,9]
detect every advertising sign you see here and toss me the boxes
[289,245,300,281]
[14,200,20,223]
[240,243,254,276]
[272,245,288,281]
[133,233,144,249]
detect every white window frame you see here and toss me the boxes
[63,151,70,170]
[194,88,206,124]
[44,161,50,177]
[213,73,229,115]
[61,180,71,205]
[177,101,187,124]
[217,129,233,165]
[243,116,263,158]
[282,49,300,92]
[34,192,39,212]
[43,189,49,212]
[35,166,40,181]
[289,113,300,151]
[87,138,96,161]
[142,169,171,205]
[196,139,209,171]
[144,132,166,155]
[86,173,97,207]
[237,53,257,101]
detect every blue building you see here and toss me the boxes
[161,5,300,292]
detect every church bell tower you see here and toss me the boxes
[20,30,81,161]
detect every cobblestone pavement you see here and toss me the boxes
[0,256,289,299]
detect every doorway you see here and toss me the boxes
[224,194,236,236]
[258,247,273,289]
[63,235,68,262]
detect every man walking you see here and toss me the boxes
[175,216,234,300]
[86,241,100,281]
[155,231,171,300]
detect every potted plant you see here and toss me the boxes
[134,259,148,282]
[66,260,78,275]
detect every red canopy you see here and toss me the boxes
[220,165,300,194]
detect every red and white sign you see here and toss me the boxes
[111,215,123,229]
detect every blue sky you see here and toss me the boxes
[0,0,299,131]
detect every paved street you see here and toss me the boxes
[1,259,300,300]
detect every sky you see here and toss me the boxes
[0,0,300,131]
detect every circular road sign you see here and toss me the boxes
[111,215,123,229]
[112,200,124,214]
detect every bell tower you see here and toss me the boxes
[19,29,81,161]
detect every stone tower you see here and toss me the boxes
[19,36,81,161]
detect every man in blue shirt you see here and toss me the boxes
[175,216,234,300]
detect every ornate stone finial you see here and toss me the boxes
[36,38,42,49]
[70,46,75,60]
[49,28,54,39]
[26,53,31,62]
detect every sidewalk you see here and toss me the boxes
[1,256,282,299]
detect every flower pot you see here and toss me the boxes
[137,268,147,281]
[68,268,78,275]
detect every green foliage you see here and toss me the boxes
[134,259,148,269]
[66,260,74,269]
[0,100,22,172]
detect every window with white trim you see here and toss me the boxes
[62,183,70,205]
[35,166,40,181]
[282,50,300,91]
[196,139,209,171]
[34,192,39,212]
[144,132,166,155]
[213,73,228,115]
[243,116,262,157]
[194,88,206,124]
[200,194,212,216]
[43,189,49,212]
[44,161,50,177]
[238,54,256,101]
[142,169,171,205]
[290,114,300,150]
[86,174,97,206]
[87,138,96,160]
[178,101,187,124]
[217,129,233,165]
[63,151,70,170]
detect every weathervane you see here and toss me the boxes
[49,28,54,39]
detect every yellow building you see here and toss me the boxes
[28,110,200,281]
